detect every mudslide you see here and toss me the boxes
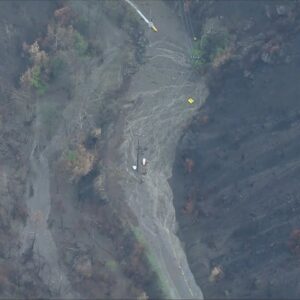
[107,1,208,298]
[20,1,208,298]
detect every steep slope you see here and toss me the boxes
[172,28,300,300]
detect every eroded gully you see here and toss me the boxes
[20,102,75,298]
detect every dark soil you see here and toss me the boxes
[172,1,300,299]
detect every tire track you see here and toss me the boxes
[107,1,209,298]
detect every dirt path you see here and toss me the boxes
[105,1,208,298]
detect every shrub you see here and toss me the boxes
[288,228,300,255]
[20,41,49,95]
[49,56,66,80]
[66,150,77,162]
[26,41,49,66]
[64,144,95,181]
[106,259,118,272]
[190,45,206,68]
[73,31,88,56]
[54,6,74,26]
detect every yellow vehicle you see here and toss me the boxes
[148,21,158,32]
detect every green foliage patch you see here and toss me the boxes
[30,66,47,95]
[73,31,88,56]
[66,150,77,162]
[106,259,118,272]
[131,226,171,299]
[190,30,230,70]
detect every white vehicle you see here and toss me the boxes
[142,158,147,166]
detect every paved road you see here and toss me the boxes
[108,1,209,298]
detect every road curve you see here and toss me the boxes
[107,1,208,298]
